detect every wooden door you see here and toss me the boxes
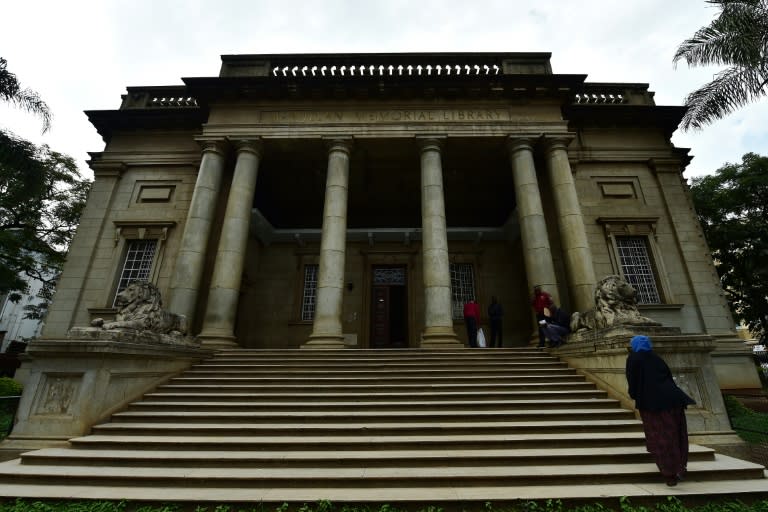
[369,266,408,348]
[370,286,390,348]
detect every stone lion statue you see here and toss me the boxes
[91,281,188,336]
[570,275,660,332]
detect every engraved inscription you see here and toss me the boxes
[257,109,511,124]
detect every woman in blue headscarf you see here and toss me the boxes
[626,335,695,486]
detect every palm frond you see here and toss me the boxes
[681,65,768,129]
[674,0,767,68]
[0,57,52,133]
[6,88,52,133]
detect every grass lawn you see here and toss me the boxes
[2,498,768,512]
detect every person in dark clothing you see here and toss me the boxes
[625,335,695,486]
[487,296,503,348]
[531,285,554,348]
[539,305,570,348]
[463,299,481,348]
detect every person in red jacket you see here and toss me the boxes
[463,299,481,348]
[531,285,554,348]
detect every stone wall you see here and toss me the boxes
[1,339,211,457]
[555,326,749,455]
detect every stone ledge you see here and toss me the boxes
[67,327,200,348]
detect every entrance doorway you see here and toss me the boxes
[370,266,408,348]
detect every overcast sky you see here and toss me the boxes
[2,0,767,181]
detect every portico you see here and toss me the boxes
[164,131,594,349]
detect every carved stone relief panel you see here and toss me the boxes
[673,368,706,410]
[33,373,83,416]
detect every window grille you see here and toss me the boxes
[373,267,406,285]
[450,263,476,319]
[301,264,319,321]
[616,236,661,304]
[113,239,157,305]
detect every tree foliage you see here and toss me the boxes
[674,0,768,130]
[689,153,768,340]
[0,57,91,320]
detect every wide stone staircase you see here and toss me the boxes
[0,348,766,504]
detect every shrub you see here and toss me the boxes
[723,395,768,444]
[0,377,22,397]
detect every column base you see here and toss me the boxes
[301,334,347,349]
[197,334,240,349]
[420,328,463,349]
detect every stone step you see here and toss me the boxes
[209,349,548,359]
[3,474,768,502]
[183,368,575,377]
[154,382,597,393]
[169,373,585,384]
[207,352,562,366]
[90,419,643,436]
[110,408,636,424]
[126,398,622,412]
[191,362,570,371]
[150,380,595,398]
[69,432,651,451]
[20,445,717,468]
[0,457,762,488]
[141,389,608,401]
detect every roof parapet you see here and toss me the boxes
[575,83,656,106]
[219,52,554,78]
[120,86,198,110]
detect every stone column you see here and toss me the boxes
[544,137,597,312]
[168,139,227,325]
[303,139,353,349]
[507,138,559,303]
[418,137,461,348]
[198,139,263,348]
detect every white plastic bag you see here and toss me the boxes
[477,327,487,348]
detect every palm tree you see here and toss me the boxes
[674,0,768,130]
[0,57,51,133]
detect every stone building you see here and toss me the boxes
[42,52,738,354]
[4,51,763,475]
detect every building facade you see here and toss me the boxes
[42,52,735,351]
[0,276,45,353]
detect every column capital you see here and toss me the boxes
[416,136,446,153]
[543,135,575,153]
[195,137,228,156]
[323,137,354,155]
[507,137,537,154]
[230,138,264,158]
[88,161,126,179]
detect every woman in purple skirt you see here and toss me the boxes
[626,335,696,486]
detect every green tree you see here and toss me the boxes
[689,152,768,340]
[0,57,91,320]
[674,0,768,130]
